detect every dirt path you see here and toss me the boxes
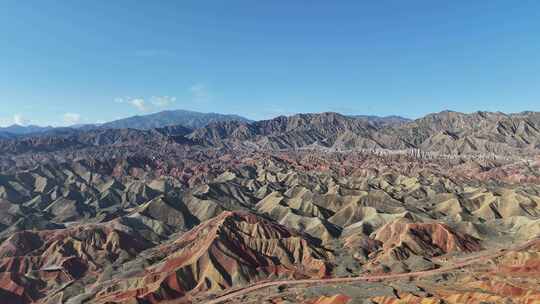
[199,237,540,304]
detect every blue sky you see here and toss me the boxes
[1,1,539,126]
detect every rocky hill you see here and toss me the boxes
[189,111,540,154]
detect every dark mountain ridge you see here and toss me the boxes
[0,124,54,135]
[0,110,251,138]
[99,109,251,130]
[1,110,540,157]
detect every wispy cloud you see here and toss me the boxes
[189,83,211,102]
[129,98,147,111]
[115,96,175,112]
[63,113,81,125]
[13,114,29,126]
[115,97,147,111]
[0,117,11,127]
[0,114,34,127]
[151,96,176,107]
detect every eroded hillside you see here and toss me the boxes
[0,111,539,303]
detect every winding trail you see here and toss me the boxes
[199,237,540,304]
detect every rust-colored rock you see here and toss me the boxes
[373,218,482,261]
[94,211,332,303]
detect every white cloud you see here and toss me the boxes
[115,95,175,111]
[189,83,211,102]
[115,97,149,112]
[13,114,28,126]
[151,96,176,107]
[63,113,81,125]
[129,98,147,111]
[0,117,11,127]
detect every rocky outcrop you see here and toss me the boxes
[373,218,482,261]
[93,211,332,303]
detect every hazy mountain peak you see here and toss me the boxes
[0,124,54,135]
[99,109,252,130]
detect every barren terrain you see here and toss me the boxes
[0,111,539,303]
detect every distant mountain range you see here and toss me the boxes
[0,110,251,136]
[0,109,411,137]
[98,109,252,130]
[183,110,540,155]
[0,124,54,137]
[1,110,540,158]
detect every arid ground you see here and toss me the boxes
[0,111,539,303]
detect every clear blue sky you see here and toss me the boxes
[1,1,539,126]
